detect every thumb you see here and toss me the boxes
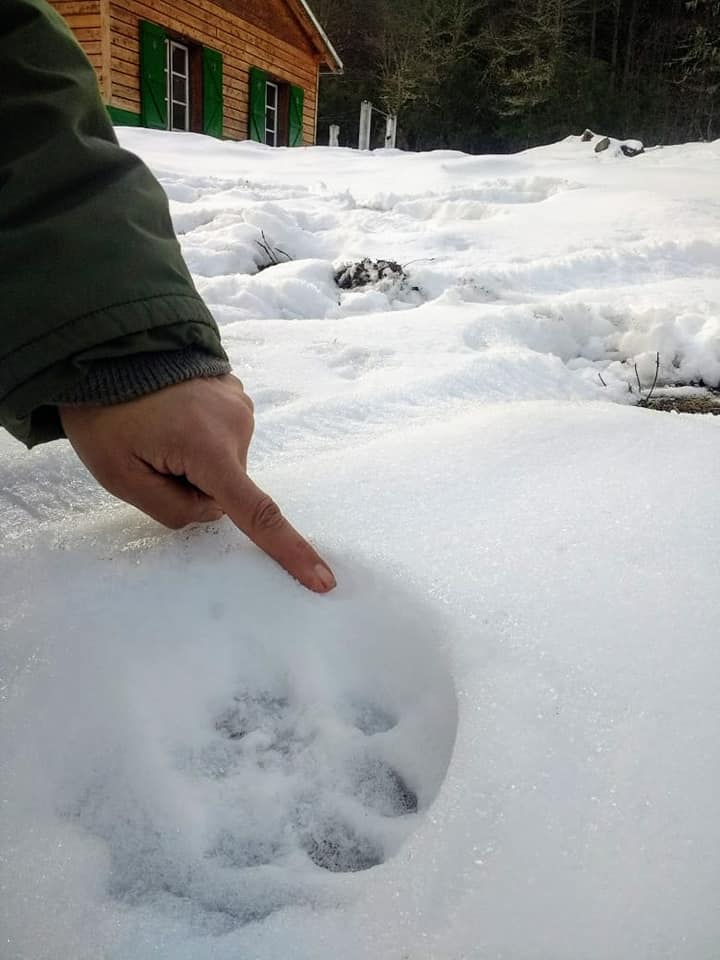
[210,464,336,593]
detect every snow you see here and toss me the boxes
[2,131,720,959]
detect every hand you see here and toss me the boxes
[59,375,336,593]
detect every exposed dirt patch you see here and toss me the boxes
[642,394,720,415]
[335,258,409,290]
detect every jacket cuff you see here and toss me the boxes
[51,347,232,406]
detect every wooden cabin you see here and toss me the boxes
[48,0,342,145]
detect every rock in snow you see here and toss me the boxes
[593,132,645,156]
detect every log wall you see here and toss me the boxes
[109,0,320,142]
[50,0,109,97]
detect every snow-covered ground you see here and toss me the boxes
[2,132,720,960]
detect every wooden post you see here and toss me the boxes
[384,114,397,149]
[358,100,372,150]
[329,124,340,147]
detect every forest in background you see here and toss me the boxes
[313,0,720,152]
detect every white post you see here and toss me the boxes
[358,100,372,150]
[329,124,340,147]
[384,114,398,149]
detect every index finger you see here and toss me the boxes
[211,463,336,593]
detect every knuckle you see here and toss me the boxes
[238,399,255,431]
[163,513,190,530]
[163,497,203,530]
[164,503,221,529]
[251,495,284,533]
[201,506,225,523]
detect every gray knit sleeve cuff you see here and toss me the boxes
[52,347,232,406]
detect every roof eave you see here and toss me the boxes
[296,0,344,72]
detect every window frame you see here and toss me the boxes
[167,39,190,132]
[265,80,279,147]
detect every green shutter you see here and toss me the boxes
[248,67,267,143]
[140,21,167,130]
[202,47,223,138]
[289,85,305,147]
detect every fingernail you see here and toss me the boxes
[313,563,337,592]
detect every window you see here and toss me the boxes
[248,68,303,147]
[248,67,305,147]
[140,22,222,136]
[265,81,279,147]
[167,40,189,131]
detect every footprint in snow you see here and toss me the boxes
[55,556,458,930]
[212,690,418,872]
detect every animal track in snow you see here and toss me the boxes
[55,555,458,932]
[211,690,417,873]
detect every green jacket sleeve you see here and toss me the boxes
[0,0,228,447]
